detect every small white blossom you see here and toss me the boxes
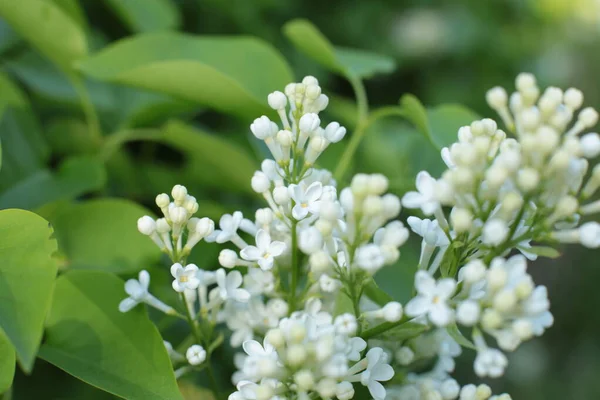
[289,182,323,220]
[186,345,207,366]
[170,263,200,293]
[240,229,287,271]
[215,269,251,303]
[406,271,456,326]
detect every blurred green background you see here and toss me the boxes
[2,0,600,398]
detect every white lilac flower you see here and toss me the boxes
[473,348,508,378]
[240,229,287,271]
[170,263,200,293]
[214,269,251,303]
[405,271,456,326]
[119,270,174,314]
[289,181,323,220]
[402,171,441,215]
[407,217,449,247]
[186,344,207,366]
[359,348,395,400]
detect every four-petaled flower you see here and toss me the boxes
[360,348,395,400]
[240,229,286,271]
[171,263,200,292]
[214,211,244,243]
[402,171,440,215]
[216,269,251,302]
[289,181,323,220]
[405,271,456,326]
[119,270,150,312]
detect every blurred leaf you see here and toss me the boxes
[373,238,420,303]
[39,270,183,400]
[283,19,395,79]
[0,329,15,393]
[103,0,180,33]
[325,95,359,129]
[46,118,99,156]
[364,278,394,306]
[47,199,161,273]
[446,323,477,350]
[179,381,216,400]
[0,209,57,372]
[162,120,258,194]
[0,69,28,109]
[526,246,561,259]
[334,290,354,317]
[51,0,88,30]
[78,32,293,118]
[0,156,106,210]
[0,19,19,55]
[0,0,88,72]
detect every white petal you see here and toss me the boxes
[371,363,394,381]
[170,263,183,278]
[368,380,387,400]
[305,181,323,202]
[138,270,150,289]
[227,270,243,289]
[242,340,264,356]
[219,214,233,231]
[405,296,431,317]
[289,184,303,203]
[415,171,434,195]
[402,192,424,209]
[258,257,274,271]
[429,303,453,326]
[255,229,271,251]
[414,270,436,294]
[240,246,261,261]
[233,289,251,303]
[124,279,142,297]
[292,205,309,220]
[118,298,137,312]
[436,278,457,299]
[172,280,184,293]
[268,241,286,256]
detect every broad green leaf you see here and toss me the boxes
[525,246,561,259]
[0,19,20,55]
[51,0,88,30]
[162,120,258,194]
[0,209,58,372]
[446,323,477,350]
[39,270,183,400]
[0,70,28,109]
[46,118,98,156]
[0,0,88,72]
[0,329,15,393]
[399,94,433,146]
[379,322,429,342]
[48,199,161,273]
[0,109,49,191]
[78,32,293,118]
[364,278,394,307]
[0,156,106,210]
[104,0,180,33]
[283,19,395,80]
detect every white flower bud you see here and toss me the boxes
[363,195,384,216]
[382,302,403,322]
[195,217,214,236]
[486,165,508,188]
[564,88,583,109]
[186,345,206,366]
[251,116,277,139]
[476,384,492,398]
[351,173,369,197]
[302,76,319,86]
[257,358,277,377]
[315,219,333,236]
[289,324,307,343]
[306,84,321,101]
[517,168,539,192]
[251,172,271,193]
[309,251,331,275]
[319,274,340,292]
[183,196,198,214]
[255,208,273,225]
[440,379,460,400]
[493,289,517,312]
[170,207,188,225]
[481,309,503,330]
[309,135,328,152]
[324,121,346,143]
[316,378,337,398]
[219,249,238,268]
[457,300,480,326]
[255,385,273,400]
[334,313,358,335]
[273,186,290,205]
[287,344,307,366]
[336,381,355,400]
[482,219,508,246]
[461,259,486,283]
[368,174,389,195]
[396,346,414,365]
[299,227,324,253]
[450,207,473,233]
[319,201,340,221]
[294,370,315,391]
[137,216,156,235]
[155,193,170,208]
[521,107,541,130]
[267,91,287,110]
[265,328,285,348]
[487,263,508,290]
[580,221,600,248]
[580,132,600,158]
[516,72,536,91]
[267,298,288,317]
[276,129,293,147]
[381,194,401,219]
[171,184,187,204]
[299,113,320,133]
[156,218,171,233]
[579,107,598,128]
[501,191,523,214]
[486,87,508,109]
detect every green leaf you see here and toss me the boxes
[50,0,88,31]
[103,0,180,33]
[283,19,395,80]
[0,156,106,210]
[0,329,15,393]
[78,32,293,118]
[446,323,477,350]
[525,246,561,259]
[379,322,429,342]
[0,0,88,72]
[39,270,183,400]
[0,209,58,372]
[162,120,258,194]
[48,199,161,273]
[364,278,394,307]
[179,381,215,400]
[0,70,28,109]
[334,290,354,317]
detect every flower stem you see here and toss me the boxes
[360,315,412,340]
[69,74,102,146]
[289,218,299,312]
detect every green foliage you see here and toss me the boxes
[446,323,477,350]
[78,33,294,118]
[0,0,87,73]
[47,199,161,274]
[0,209,57,372]
[39,270,182,400]
[103,0,180,33]
[0,329,15,394]
[283,19,395,80]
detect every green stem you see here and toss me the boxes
[361,316,411,340]
[289,219,299,312]
[70,75,102,145]
[99,128,162,161]
[334,106,406,182]
[349,75,368,122]
[205,361,222,400]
